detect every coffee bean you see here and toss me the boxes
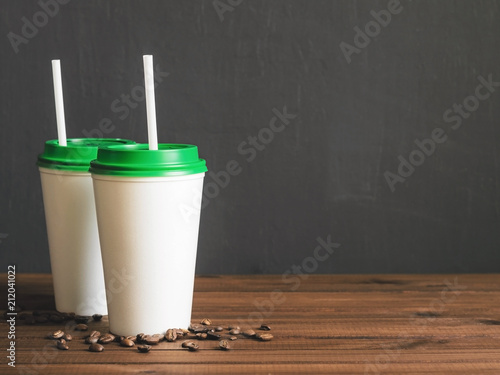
[259,324,271,331]
[74,324,88,331]
[48,330,64,339]
[120,338,135,347]
[242,329,256,338]
[89,343,104,352]
[219,340,230,350]
[25,315,36,325]
[136,333,146,343]
[92,314,103,321]
[35,315,49,323]
[32,310,42,316]
[88,330,101,338]
[228,325,240,331]
[62,312,75,321]
[256,333,273,341]
[206,331,221,340]
[143,335,161,345]
[229,329,240,335]
[215,326,224,332]
[182,340,194,348]
[175,329,185,337]
[189,324,208,333]
[62,333,72,341]
[200,318,212,325]
[85,336,99,344]
[56,339,69,350]
[165,329,177,342]
[137,345,151,353]
[115,336,125,343]
[179,328,190,335]
[98,333,115,344]
[196,333,207,340]
[50,314,64,323]
[59,312,69,321]
[125,335,137,343]
[186,342,199,352]
[229,336,238,341]
[75,315,91,324]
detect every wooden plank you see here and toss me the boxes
[1,274,499,374]
[14,363,500,375]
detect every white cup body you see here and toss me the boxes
[92,172,205,336]
[39,167,108,315]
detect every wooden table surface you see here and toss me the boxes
[1,273,499,374]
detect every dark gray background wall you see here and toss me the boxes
[1,0,499,274]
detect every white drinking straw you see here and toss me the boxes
[143,55,158,150]
[51,60,67,146]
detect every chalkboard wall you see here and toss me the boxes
[1,0,499,274]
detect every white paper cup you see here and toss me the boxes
[38,138,135,315]
[90,143,207,336]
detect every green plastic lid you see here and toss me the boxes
[89,143,207,177]
[37,138,136,172]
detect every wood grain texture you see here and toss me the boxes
[1,274,500,374]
